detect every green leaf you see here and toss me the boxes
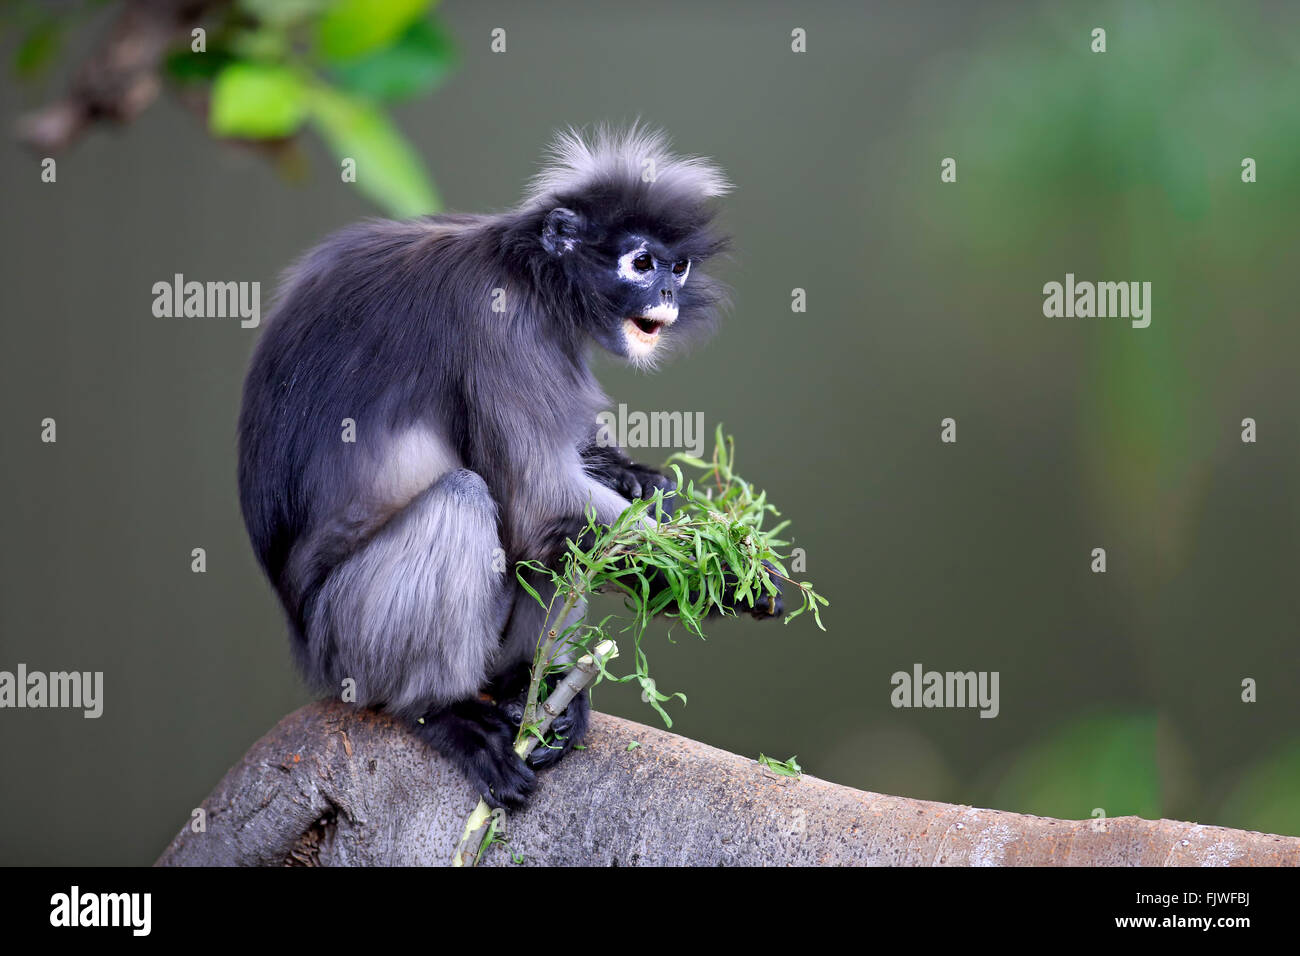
[316,0,434,62]
[308,84,440,216]
[227,25,292,62]
[666,454,709,470]
[14,18,62,78]
[514,570,545,608]
[209,62,309,138]
[238,0,332,29]
[331,18,455,102]
[165,49,232,85]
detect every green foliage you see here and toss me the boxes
[516,429,827,741]
[309,85,441,216]
[899,1,1300,833]
[476,807,509,860]
[210,63,309,138]
[5,0,452,217]
[14,16,62,78]
[758,754,802,777]
[214,0,446,214]
[329,19,456,102]
[5,0,107,81]
[165,48,233,84]
[908,1,1300,555]
[239,0,332,30]
[314,0,432,62]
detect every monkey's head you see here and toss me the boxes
[523,126,731,367]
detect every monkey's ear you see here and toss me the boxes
[541,207,584,256]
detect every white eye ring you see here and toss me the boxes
[617,244,656,285]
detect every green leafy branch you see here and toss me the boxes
[8,0,453,217]
[517,427,826,731]
[454,428,828,865]
[197,0,451,216]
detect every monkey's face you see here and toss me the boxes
[541,204,727,367]
[602,235,693,362]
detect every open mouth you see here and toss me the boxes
[624,315,667,346]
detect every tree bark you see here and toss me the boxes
[156,700,1300,866]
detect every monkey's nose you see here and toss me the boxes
[660,288,674,302]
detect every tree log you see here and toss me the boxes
[156,700,1300,866]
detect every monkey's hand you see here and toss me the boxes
[721,559,785,620]
[582,444,677,511]
[613,461,676,504]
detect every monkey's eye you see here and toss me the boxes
[672,260,688,276]
[632,253,654,273]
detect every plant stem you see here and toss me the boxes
[451,639,618,866]
[520,582,587,734]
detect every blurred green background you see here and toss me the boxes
[1,0,1297,864]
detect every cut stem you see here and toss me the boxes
[452,639,618,866]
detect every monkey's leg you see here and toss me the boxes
[309,468,534,808]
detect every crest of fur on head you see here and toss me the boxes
[510,124,733,370]
[523,123,732,212]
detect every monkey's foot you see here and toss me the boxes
[495,666,591,770]
[415,700,536,809]
[521,689,590,769]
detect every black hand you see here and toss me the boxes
[492,664,591,769]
